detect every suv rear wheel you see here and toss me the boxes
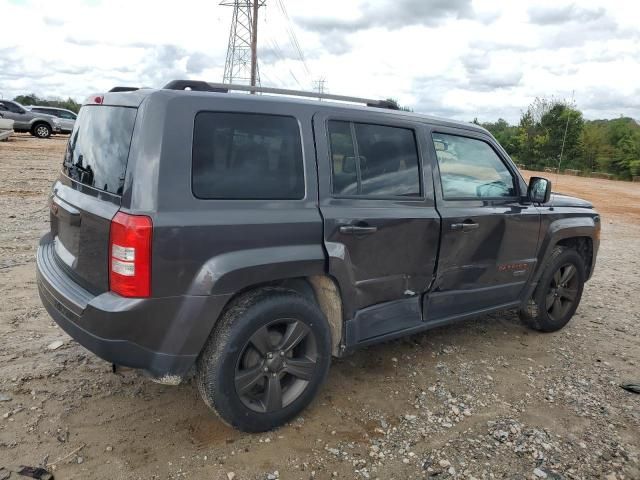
[520,246,585,332]
[196,288,332,432]
[32,123,52,139]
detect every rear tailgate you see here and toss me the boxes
[50,104,137,293]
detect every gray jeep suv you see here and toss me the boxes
[36,81,600,432]
[0,100,62,138]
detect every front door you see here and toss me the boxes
[0,101,27,129]
[426,128,541,321]
[313,113,440,326]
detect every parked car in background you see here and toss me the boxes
[0,100,61,138]
[0,114,15,141]
[27,106,77,133]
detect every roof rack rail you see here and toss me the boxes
[162,80,399,110]
[109,86,140,92]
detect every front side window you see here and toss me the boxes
[2,101,23,113]
[192,112,304,200]
[433,133,516,199]
[328,120,421,197]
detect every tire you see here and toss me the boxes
[32,123,52,139]
[196,288,332,432]
[520,246,585,332]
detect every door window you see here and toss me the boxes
[1,101,24,113]
[328,120,420,197]
[433,133,516,199]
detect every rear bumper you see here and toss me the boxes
[36,234,230,379]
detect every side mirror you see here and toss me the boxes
[342,156,357,174]
[528,176,552,204]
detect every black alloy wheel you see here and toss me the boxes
[196,288,332,432]
[519,246,585,332]
[545,262,580,322]
[235,318,318,413]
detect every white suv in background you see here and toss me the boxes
[28,106,77,133]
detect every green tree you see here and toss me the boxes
[13,93,81,113]
[481,118,519,157]
[539,103,584,170]
[512,98,584,171]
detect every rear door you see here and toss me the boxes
[57,110,77,132]
[49,104,137,293]
[313,111,440,320]
[426,127,540,321]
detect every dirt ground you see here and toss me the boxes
[0,134,638,480]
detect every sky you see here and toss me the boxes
[1,0,639,123]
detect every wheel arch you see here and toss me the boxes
[186,245,345,358]
[208,275,344,357]
[523,216,598,304]
[30,120,53,135]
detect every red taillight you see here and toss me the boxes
[94,96,103,104]
[109,212,152,298]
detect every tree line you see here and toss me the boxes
[475,98,640,180]
[13,93,81,114]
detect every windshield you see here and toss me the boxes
[63,105,137,195]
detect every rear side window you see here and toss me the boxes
[192,112,304,200]
[63,106,137,195]
[328,120,421,197]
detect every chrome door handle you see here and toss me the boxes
[451,222,479,231]
[339,225,378,235]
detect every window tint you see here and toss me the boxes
[192,112,304,200]
[433,133,516,199]
[328,120,420,197]
[60,111,76,119]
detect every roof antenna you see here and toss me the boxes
[556,90,575,187]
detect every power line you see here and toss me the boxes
[276,0,312,80]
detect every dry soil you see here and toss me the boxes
[0,135,638,480]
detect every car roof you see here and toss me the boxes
[95,87,490,135]
[30,106,74,113]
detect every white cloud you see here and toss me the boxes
[0,0,638,122]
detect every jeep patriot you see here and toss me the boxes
[36,81,600,432]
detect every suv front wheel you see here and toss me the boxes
[31,123,52,139]
[520,246,585,332]
[196,288,332,432]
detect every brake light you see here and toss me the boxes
[109,212,152,297]
[94,96,103,104]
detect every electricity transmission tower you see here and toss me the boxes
[313,78,327,98]
[221,1,265,87]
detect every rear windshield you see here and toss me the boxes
[63,105,137,195]
[192,112,304,200]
